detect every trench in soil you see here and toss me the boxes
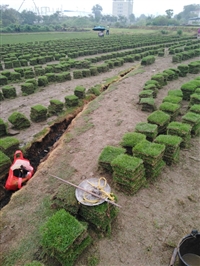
[0,68,133,209]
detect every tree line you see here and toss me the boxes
[0,3,199,33]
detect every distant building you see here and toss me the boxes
[112,0,133,18]
[188,17,200,26]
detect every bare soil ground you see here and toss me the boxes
[0,52,200,266]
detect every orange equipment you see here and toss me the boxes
[5,150,34,191]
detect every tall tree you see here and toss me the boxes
[118,15,127,25]
[0,8,21,26]
[165,9,173,19]
[92,4,103,22]
[176,4,200,23]
[20,10,38,25]
[129,13,135,23]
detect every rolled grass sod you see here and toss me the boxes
[133,140,165,180]
[30,104,47,122]
[189,104,200,114]
[79,199,119,235]
[8,112,31,129]
[168,89,183,98]
[40,209,92,266]
[181,81,199,101]
[162,95,182,105]
[182,112,200,136]
[189,93,200,106]
[159,102,181,121]
[51,185,80,216]
[74,86,86,99]
[0,137,20,159]
[167,121,192,148]
[2,85,17,99]
[133,140,165,166]
[120,132,146,155]
[98,146,126,173]
[65,95,79,107]
[139,90,154,101]
[147,110,170,134]
[111,154,146,195]
[154,134,182,165]
[135,122,158,141]
[140,97,157,112]
[48,99,64,115]
[143,84,158,98]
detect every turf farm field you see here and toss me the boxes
[0,30,200,266]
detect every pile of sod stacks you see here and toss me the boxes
[1,85,17,99]
[111,154,146,195]
[189,93,200,106]
[8,111,31,129]
[143,83,159,98]
[139,90,154,102]
[48,99,64,116]
[133,140,165,180]
[181,80,200,101]
[0,137,19,159]
[159,102,181,121]
[141,55,155,65]
[147,110,170,134]
[0,118,7,137]
[154,135,182,165]
[167,121,192,148]
[135,122,158,141]
[182,112,200,136]
[139,96,156,112]
[40,209,92,266]
[177,64,189,77]
[163,69,177,81]
[151,73,167,87]
[120,132,146,155]
[21,82,35,95]
[162,95,182,105]
[0,151,11,180]
[74,86,86,99]
[79,199,119,236]
[30,104,47,122]
[144,79,162,90]
[51,184,80,216]
[98,146,126,173]
[168,68,180,79]
[65,95,79,107]
[167,89,183,99]
[188,61,200,74]
[189,104,200,114]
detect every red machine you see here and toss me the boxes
[5,150,34,191]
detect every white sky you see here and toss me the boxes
[2,0,200,17]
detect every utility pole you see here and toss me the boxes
[18,0,40,15]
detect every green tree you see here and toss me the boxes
[0,8,21,26]
[118,15,127,25]
[151,15,169,26]
[92,4,103,22]
[129,13,135,23]
[20,10,38,24]
[165,9,173,19]
[135,14,147,26]
[176,4,200,24]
